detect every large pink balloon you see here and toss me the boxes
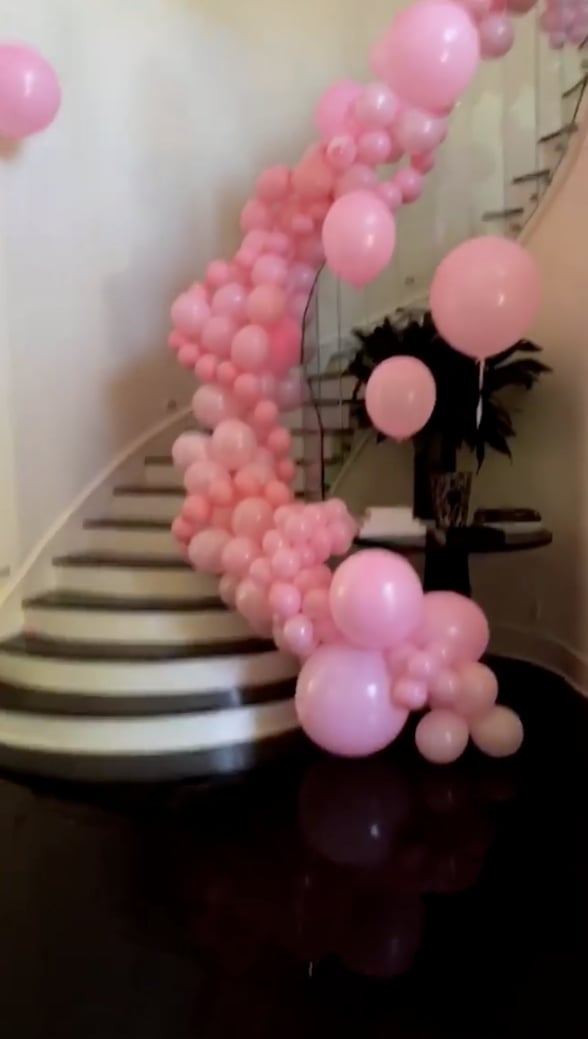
[366,357,436,441]
[430,236,541,360]
[421,591,490,664]
[375,2,480,112]
[0,44,61,139]
[316,80,362,141]
[330,550,424,650]
[296,645,409,757]
[322,191,396,288]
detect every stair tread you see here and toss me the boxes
[54,553,192,570]
[538,122,577,143]
[85,518,173,531]
[0,633,276,662]
[114,485,184,496]
[562,76,587,99]
[512,168,550,184]
[24,592,226,612]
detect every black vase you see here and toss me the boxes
[413,447,434,520]
[430,472,473,529]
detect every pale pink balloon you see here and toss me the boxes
[240,199,273,233]
[459,0,493,19]
[430,236,541,360]
[184,459,228,495]
[249,557,273,587]
[246,284,287,325]
[188,529,231,574]
[366,356,436,441]
[252,254,289,288]
[194,354,218,382]
[330,550,424,650]
[415,709,469,764]
[256,165,291,203]
[422,591,490,664]
[354,82,400,128]
[310,527,334,563]
[172,432,210,471]
[295,233,326,268]
[429,668,462,707]
[182,494,212,526]
[253,400,279,431]
[221,536,259,578]
[326,135,358,172]
[470,706,523,757]
[211,282,248,322]
[267,427,292,457]
[478,13,514,58]
[396,108,447,155]
[269,231,293,256]
[217,360,238,386]
[210,507,234,531]
[168,330,185,352]
[208,478,234,507]
[407,649,440,683]
[219,573,239,608]
[393,677,429,711]
[268,317,302,374]
[235,578,272,627]
[296,645,409,757]
[335,164,379,197]
[206,260,232,290]
[329,518,356,555]
[282,614,317,657]
[378,180,403,212]
[232,497,274,541]
[265,480,292,507]
[192,385,241,429]
[268,581,302,620]
[0,44,62,139]
[210,419,257,471]
[377,1,481,111]
[263,529,287,555]
[357,131,393,166]
[233,372,262,405]
[456,662,499,718]
[316,80,362,140]
[568,21,588,44]
[272,547,302,581]
[171,290,211,338]
[292,148,335,202]
[201,315,237,358]
[177,344,199,370]
[394,166,424,203]
[303,588,331,621]
[234,462,272,497]
[323,191,396,289]
[171,516,194,546]
[231,324,270,372]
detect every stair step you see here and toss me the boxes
[52,554,218,601]
[24,591,226,612]
[84,519,172,530]
[83,520,179,559]
[562,77,587,99]
[54,552,191,569]
[511,169,550,185]
[538,122,578,143]
[114,485,183,497]
[0,633,274,661]
[482,207,524,221]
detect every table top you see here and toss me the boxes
[357,527,553,555]
[0,656,585,1038]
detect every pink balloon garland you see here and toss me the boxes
[163,0,559,764]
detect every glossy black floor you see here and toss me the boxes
[0,656,586,1038]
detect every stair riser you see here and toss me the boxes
[283,403,351,430]
[0,647,298,695]
[24,606,252,646]
[84,527,180,557]
[307,375,356,401]
[53,564,217,600]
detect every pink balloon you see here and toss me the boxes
[459,0,493,18]
[217,360,238,386]
[394,166,424,203]
[276,370,304,412]
[231,325,270,372]
[0,44,61,139]
[221,536,259,578]
[211,282,248,321]
[208,478,235,507]
[249,557,273,587]
[210,419,257,471]
[246,284,287,325]
[171,290,211,339]
[188,529,230,574]
[303,588,331,621]
[182,494,212,526]
[235,578,272,627]
[357,130,393,165]
[378,180,403,212]
[478,13,515,58]
[172,433,210,471]
[422,591,490,664]
[282,614,317,657]
[192,385,241,429]
[233,372,262,405]
[219,573,239,608]
[393,677,429,710]
[429,668,462,707]
[265,480,292,507]
[330,550,423,650]
[232,497,275,541]
[292,148,335,202]
[415,709,469,764]
[322,191,396,288]
[407,650,440,683]
[268,582,302,620]
[184,459,228,495]
[326,135,358,172]
[376,1,480,112]
[396,108,447,155]
[206,260,232,289]
[456,662,499,718]
[316,80,362,140]
[430,236,541,360]
[271,548,302,581]
[201,315,238,358]
[252,400,279,431]
[256,165,291,203]
[267,427,292,457]
[335,164,379,197]
[412,149,437,174]
[505,0,536,11]
[469,706,524,757]
[240,199,273,233]
[354,82,400,128]
[366,356,436,441]
[194,354,218,383]
[296,646,409,757]
[171,516,194,546]
[252,254,289,288]
[268,317,302,375]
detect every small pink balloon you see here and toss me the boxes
[277,458,296,483]
[252,254,289,288]
[267,427,292,457]
[357,130,393,165]
[0,44,62,138]
[326,135,358,172]
[219,573,239,608]
[323,191,396,289]
[240,199,273,233]
[296,645,409,757]
[188,529,230,574]
[394,166,424,203]
[265,480,292,507]
[329,518,356,556]
[412,149,437,174]
[354,82,400,128]
[246,284,287,325]
[210,419,257,471]
[171,290,211,339]
[184,459,228,495]
[171,516,194,546]
[232,497,275,542]
[208,479,234,507]
[478,13,515,58]
[268,317,303,375]
[233,372,261,405]
[429,668,462,707]
[231,324,270,372]
[206,260,232,289]
[221,536,259,578]
[217,360,238,386]
[272,548,302,581]
[268,581,302,620]
[335,164,380,197]
[316,79,362,140]
[263,529,287,555]
[377,1,481,111]
[430,236,541,360]
[235,578,272,626]
[470,706,523,758]
[393,677,429,711]
[249,557,273,587]
[192,385,241,429]
[330,550,424,650]
[201,315,238,358]
[506,0,536,12]
[310,527,334,563]
[292,148,335,202]
[396,108,447,155]
[182,494,212,526]
[256,165,291,203]
[460,0,493,18]
[282,614,317,657]
[210,507,234,531]
[253,400,279,431]
[378,180,403,212]
[456,662,499,718]
[415,709,469,764]
[421,592,490,665]
[303,588,331,621]
[407,650,440,683]
[194,354,218,382]
[547,31,567,50]
[275,370,304,412]
[172,433,210,471]
[366,356,436,441]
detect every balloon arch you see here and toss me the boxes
[168,0,560,764]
